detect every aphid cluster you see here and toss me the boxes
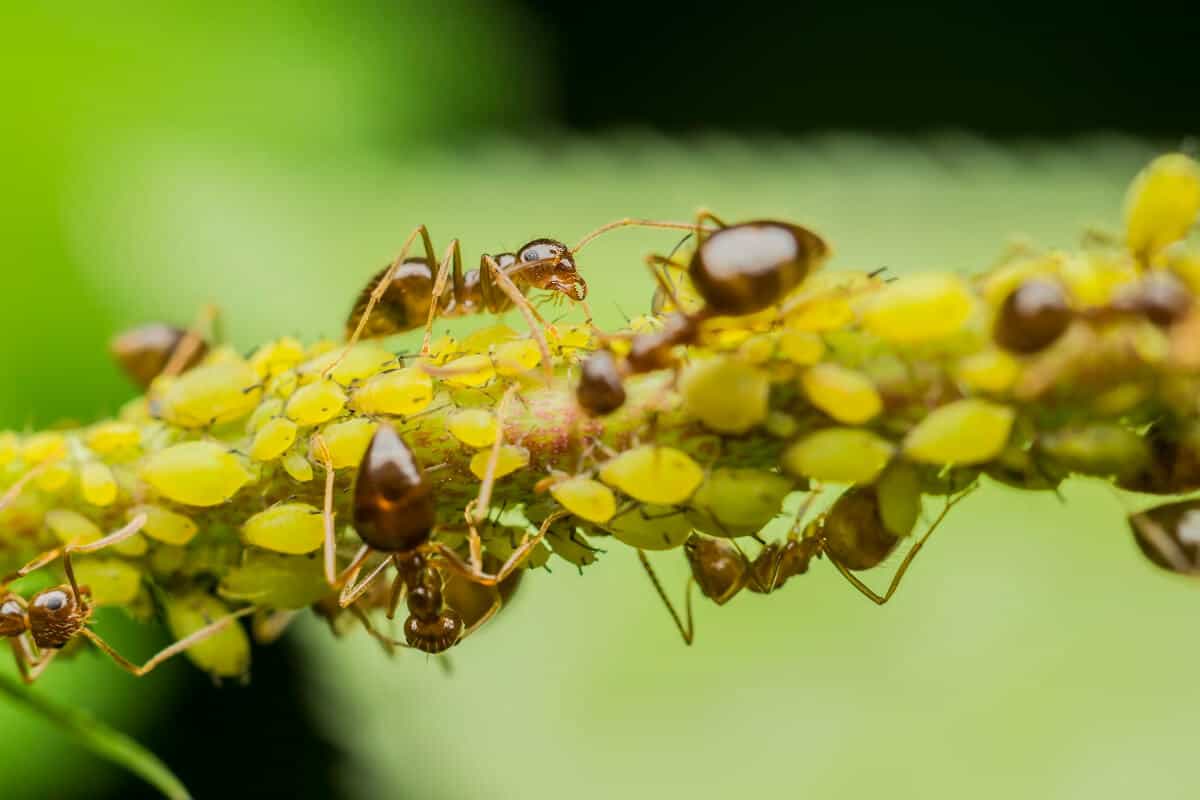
[1,153,1199,678]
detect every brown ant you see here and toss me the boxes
[0,514,252,682]
[108,305,219,389]
[312,423,564,653]
[637,483,974,644]
[576,212,831,415]
[1127,499,1200,575]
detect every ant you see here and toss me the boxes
[637,483,974,644]
[0,514,252,683]
[108,305,219,389]
[312,422,564,653]
[332,219,703,380]
[576,212,831,415]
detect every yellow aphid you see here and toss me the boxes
[679,356,770,434]
[319,418,378,469]
[903,399,1015,465]
[74,559,142,607]
[783,272,874,331]
[439,354,495,388]
[301,343,395,386]
[249,337,305,378]
[764,411,799,438]
[686,468,793,538]
[1168,247,1200,294]
[352,368,434,417]
[165,593,250,678]
[132,504,199,546]
[550,324,593,353]
[267,370,299,400]
[603,504,691,550]
[159,361,262,428]
[955,349,1020,394]
[0,432,16,466]
[36,463,74,493]
[876,463,922,538]
[22,433,67,464]
[242,503,325,555]
[545,527,600,568]
[245,398,285,434]
[1092,382,1148,417]
[1124,153,1200,261]
[113,532,148,557]
[305,339,338,359]
[1059,253,1139,307]
[45,509,103,545]
[629,315,663,334]
[250,417,298,462]
[80,462,119,507]
[462,324,519,353]
[859,273,975,344]
[777,330,825,365]
[493,339,542,376]
[282,451,314,483]
[550,477,617,524]
[425,334,460,364]
[800,363,882,424]
[285,380,347,426]
[782,428,895,484]
[485,529,551,570]
[219,552,327,609]
[599,445,703,505]
[469,445,530,480]
[737,334,776,365]
[86,422,141,456]
[448,409,500,448]
[140,441,252,507]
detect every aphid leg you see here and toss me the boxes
[328,224,437,377]
[420,239,463,356]
[433,510,568,587]
[830,485,977,606]
[161,303,219,379]
[636,550,695,645]
[78,606,255,677]
[481,255,554,381]
[338,551,393,608]
[2,514,148,589]
[465,385,520,570]
[571,218,710,255]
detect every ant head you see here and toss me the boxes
[404,609,463,654]
[28,585,88,650]
[0,594,29,638]
[516,239,588,302]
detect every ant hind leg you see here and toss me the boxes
[79,606,255,677]
[636,549,695,645]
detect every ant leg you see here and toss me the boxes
[572,217,714,255]
[161,303,219,378]
[420,239,462,356]
[636,550,695,645]
[12,639,58,685]
[0,463,49,516]
[830,486,976,605]
[2,514,147,588]
[481,255,554,381]
[78,606,255,677]
[456,592,502,645]
[329,224,436,376]
[346,603,399,655]
[385,567,407,620]
[465,384,519,553]
[311,434,343,587]
[432,510,568,587]
[338,551,393,608]
[251,610,300,645]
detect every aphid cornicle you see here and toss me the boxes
[0,514,252,683]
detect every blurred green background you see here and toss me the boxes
[1,3,1197,798]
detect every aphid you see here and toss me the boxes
[0,515,252,683]
[313,424,562,653]
[109,323,208,388]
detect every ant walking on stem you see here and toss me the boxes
[0,513,252,682]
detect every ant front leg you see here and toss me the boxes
[2,515,148,599]
[480,254,554,381]
[161,303,220,379]
[433,510,569,587]
[636,549,695,645]
[421,238,464,356]
[11,638,58,685]
[79,606,255,678]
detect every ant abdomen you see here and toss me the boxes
[576,350,627,416]
[352,424,437,553]
[683,534,747,605]
[819,486,900,571]
[346,259,436,340]
[689,222,829,317]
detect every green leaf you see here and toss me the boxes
[0,672,190,800]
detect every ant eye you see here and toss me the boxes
[35,590,68,612]
[522,249,541,262]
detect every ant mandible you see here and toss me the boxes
[0,514,252,682]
